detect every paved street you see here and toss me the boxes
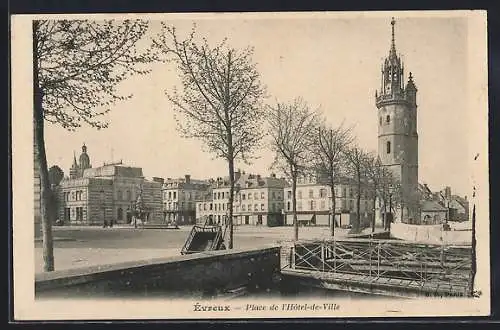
[35,225,357,274]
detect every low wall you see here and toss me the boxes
[35,246,281,299]
[391,222,472,245]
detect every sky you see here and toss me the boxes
[43,13,477,198]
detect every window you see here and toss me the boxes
[310,200,315,210]
[173,191,177,199]
[214,204,218,211]
[242,205,246,211]
[199,204,202,210]
[76,207,83,221]
[213,193,217,200]
[209,203,213,210]
[71,192,75,200]
[287,191,292,199]
[319,189,326,198]
[242,193,246,200]
[117,208,123,220]
[287,202,291,211]
[298,191,302,199]
[386,141,391,154]
[126,190,131,200]
[309,189,314,198]
[379,117,382,126]
[168,191,172,199]
[168,202,172,210]
[217,192,221,199]
[386,115,390,124]
[342,188,346,197]
[254,192,258,199]
[222,203,225,211]
[320,201,326,210]
[297,201,302,211]
[349,200,354,211]
[272,191,276,199]
[248,193,252,200]
[261,192,265,199]
[117,190,123,200]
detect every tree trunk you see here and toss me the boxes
[470,204,477,296]
[383,197,387,230]
[292,170,298,241]
[33,20,55,272]
[372,194,377,233]
[329,178,336,237]
[355,173,361,232]
[227,157,235,249]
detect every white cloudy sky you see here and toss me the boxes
[42,12,481,198]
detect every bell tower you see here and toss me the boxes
[375,18,419,222]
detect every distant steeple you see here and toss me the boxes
[69,151,79,179]
[390,17,397,57]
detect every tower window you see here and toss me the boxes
[386,115,390,124]
[386,141,391,154]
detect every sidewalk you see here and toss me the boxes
[35,247,181,274]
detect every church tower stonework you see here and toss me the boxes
[375,18,420,222]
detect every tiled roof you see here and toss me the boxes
[421,200,447,212]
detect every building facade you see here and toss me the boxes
[283,174,375,227]
[56,144,162,226]
[196,172,287,227]
[162,175,211,225]
[375,18,420,222]
[233,173,286,227]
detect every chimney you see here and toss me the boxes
[185,174,191,183]
[445,186,451,199]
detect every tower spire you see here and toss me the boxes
[390,17,397,56]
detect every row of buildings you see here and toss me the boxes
[45,143,468,228]
[48,144,378,227]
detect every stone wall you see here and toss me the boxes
[35,246,281,299]
[391,222,472,245]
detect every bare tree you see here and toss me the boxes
[48,165,64,186]
[267,98,321,241]
[378,165,395,229]
[153,24,266,249]
[364,153,384,232]
[311,121,353,236]
[343,145,369,233]
[34,19,154,271]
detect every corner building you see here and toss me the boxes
[375,18,420,222]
